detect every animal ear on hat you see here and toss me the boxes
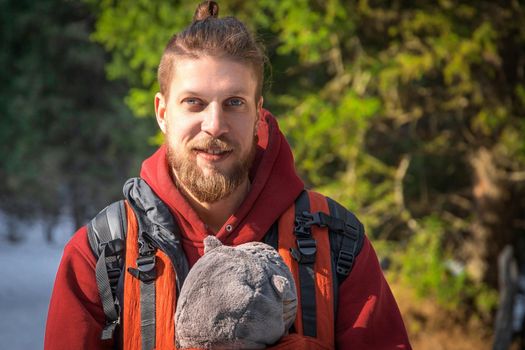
[270,275,289,297]
[203,235,223,254]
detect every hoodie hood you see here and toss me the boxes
[140,109,304,265]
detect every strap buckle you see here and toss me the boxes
[294,213,312,235]
[127,234,157,282]
[127,253,157,283]
[304,211,359,240]
[290,238,317,264]
[336,250,355,276]
[300,211,324,227]
[292,212,317,264]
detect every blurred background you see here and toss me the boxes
[1,0,524,349]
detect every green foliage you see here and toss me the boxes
[378,215,499,315]
[0,0,156,233]
[397,216,467,308]
[473,283,499,321]
[87,0,196,115]
[280,91,381,186]
[89,0,525,319]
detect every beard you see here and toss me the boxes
[166,134,257,203]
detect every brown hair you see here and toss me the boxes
[157,1,267,100]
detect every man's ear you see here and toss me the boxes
[155,92,167,134]
[256,96,264,132]
[257,96,264,114]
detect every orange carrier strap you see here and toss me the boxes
[122,200,141,350]
[278,190,335,349]
[122,201,177,350]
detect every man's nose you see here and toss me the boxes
[201,103,228,138]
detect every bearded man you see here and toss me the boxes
[45,2,411,349]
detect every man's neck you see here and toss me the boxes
[177,178,251,234]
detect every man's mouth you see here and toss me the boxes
[193,147,233,161]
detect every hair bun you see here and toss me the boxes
[193,1,219,22]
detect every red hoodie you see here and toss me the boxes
[44,109,411,349]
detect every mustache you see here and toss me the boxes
[188,137,235,152]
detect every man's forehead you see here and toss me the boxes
[169,56,257,96]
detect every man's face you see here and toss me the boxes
[155,56,262,203]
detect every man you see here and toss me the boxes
[45,1,411,349]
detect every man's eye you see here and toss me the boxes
[226,98,244,107]
[184,98,202,105]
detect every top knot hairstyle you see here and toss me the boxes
[158,1,267,100]
[193,0,219,21]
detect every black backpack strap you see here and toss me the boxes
[290,190,318,338]
[325,197,364,285]
[87,200,127,342]
[323,197,365,319]
[263,221,279,249]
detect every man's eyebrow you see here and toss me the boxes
[178,89,251,97]
[226,89,251,96]
[178,90,201,97]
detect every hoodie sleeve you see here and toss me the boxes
[335,236,412,349]
[44,227,113,350]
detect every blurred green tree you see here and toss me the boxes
[0,0,156,241]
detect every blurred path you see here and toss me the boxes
[0,220,70,349]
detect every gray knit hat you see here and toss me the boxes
[175,235,297,349]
